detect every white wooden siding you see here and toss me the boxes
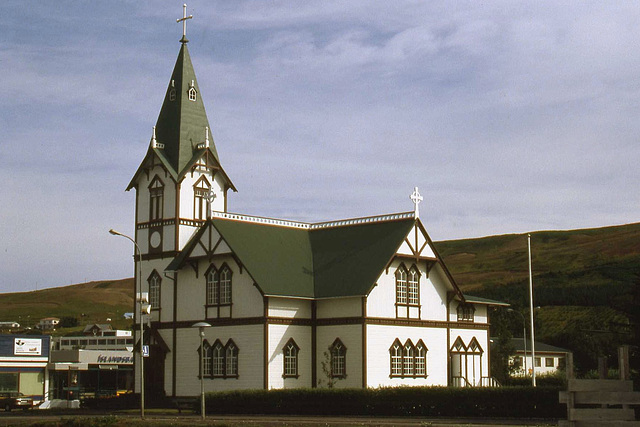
[366,324,448,387]
[267,324,312,389]
[316,324,362,388]
[268,297,311,319]
[173,324,263,396]
[316,297,361,318]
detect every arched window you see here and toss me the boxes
[188,87,197,102]
[329,338,347,378]
[205,265,219,305]
[408,266,420,305]
[395,265,408,304]
[225,340,239,377]
[148,270,161,309]
[193,176,210,220]
[403,339,415,376]
[148,176,164,221]
[415,340,428,377]
[202,341,212,377]
[389,339,403,377]
[205,264,232,306]
[220,266,232,304]
[212,340,224,377]
[283,338,299,378]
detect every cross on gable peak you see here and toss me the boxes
[410,187,423,219]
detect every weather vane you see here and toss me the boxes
[177,4,193,43]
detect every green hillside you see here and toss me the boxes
[0,278,134,333]
[435,222,640,372]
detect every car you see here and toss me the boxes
[0,392,33,412]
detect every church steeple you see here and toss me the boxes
[154,42,220,175]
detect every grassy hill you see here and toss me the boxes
[0,278,134,333]
[435,222,640,371]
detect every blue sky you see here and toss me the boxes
[1,2,639,293]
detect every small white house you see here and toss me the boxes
[38,317,60,331]
[509,338,570,377]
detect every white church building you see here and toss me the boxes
[124,9,507,398]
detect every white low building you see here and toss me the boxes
[120,8,507,398]
[509,338,571,377]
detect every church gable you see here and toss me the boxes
[396,223,436,259]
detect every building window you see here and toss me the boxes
[535,357,541,368]
[205,264,232,306]
[148,270,161,309]
[408,266,420,305]
[389,338,427,378]
[202,341,212,377]
[457,304,475,322]
[193,176,211,220]
[169,88,176,101]
[283,338,299,378]
[220,266,232,304]
[148,176,164,221]
[415,340,428,376]
[206,266,219,305]
[225,340,239,377]
[403,340,415,376]
[395,266,407,304]
[188,87,197,102]
[545,357,555,368]
[329,338,347,379]
[212,340,225,377]
[390,339,403,377]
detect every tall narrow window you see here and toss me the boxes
[283,338,299,378]
[148,176,164,221]
[206,265,219,305]
[188,87,197,102]
[395,266,408,304]
[148,270,161,309]
[390,339,403,377]
[202,341,212,377]
[408,266,420,305]
[220,266,232,304]
[212,341,224,377]
[415,340,428,377]
[193,176,210,220]
[329,338,347,378]
[225,340,239,377]
[403,340,415,376]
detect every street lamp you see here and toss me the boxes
[192,322,211,420]
[508,309,527,376]
[109,228,145,419]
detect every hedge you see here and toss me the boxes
[204,386,565,418]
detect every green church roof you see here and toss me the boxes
[168,213,418,298]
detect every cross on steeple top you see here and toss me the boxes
[177,4,193,43]
[410,187,423,218]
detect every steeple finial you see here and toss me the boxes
[177,4,193,43]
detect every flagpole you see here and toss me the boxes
[528,233,536,387]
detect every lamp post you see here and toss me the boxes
[109,229,145,419]
[508,309,527,375]
[192,322,211,420]
[528,233,537,387]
